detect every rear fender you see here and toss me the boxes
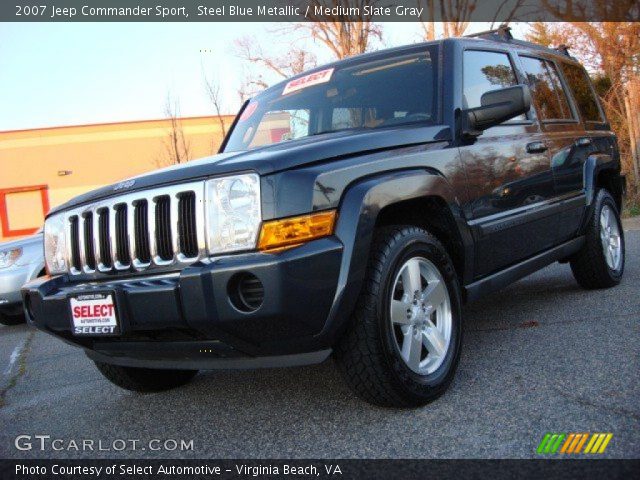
[581,153,624,233]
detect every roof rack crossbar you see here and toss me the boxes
[465,24,513,41]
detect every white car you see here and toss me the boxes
[0,231,45,325]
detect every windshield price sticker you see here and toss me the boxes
[282,68,334,96]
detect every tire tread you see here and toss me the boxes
[335,226,459,407]
[570,189,623,289]
[94,361,197,393]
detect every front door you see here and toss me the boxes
[459,49,556,278]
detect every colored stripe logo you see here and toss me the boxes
[537,433,613,454]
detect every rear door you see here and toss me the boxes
[459,48,557,278]
[516,55,593,243]
[555,61,611,234]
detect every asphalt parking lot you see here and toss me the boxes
[0,226,638,460]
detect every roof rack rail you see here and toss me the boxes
[465,24,513,41]
[555,44,571,57]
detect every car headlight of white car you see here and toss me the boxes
[205,173,261,255]
[0,247,22,269]
[44,214,67,274]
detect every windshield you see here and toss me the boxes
[223,46,439,152]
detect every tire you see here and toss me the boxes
[0,312,25,326]
[335,226,463,408]
[570,189,625,289]
[94,361,198,393]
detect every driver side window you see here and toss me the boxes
[463,50,524,121]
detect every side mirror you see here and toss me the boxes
[463,84,531,137]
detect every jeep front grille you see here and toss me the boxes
[64,182,205,275]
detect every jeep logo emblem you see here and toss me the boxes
[113,179,136,191]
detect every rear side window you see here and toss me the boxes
[463,50,519,109]
[560,63,604,123]
[520,56,573,121]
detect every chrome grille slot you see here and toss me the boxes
[134,200,151,265]
[83,212,96,271]
[69,216,81,272]
[97,208,112,269]
[155,195,173,262]
[114,204,130,267]
[63,181,205,276]
[178,192,198,258]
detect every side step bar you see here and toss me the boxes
[465,237,585,302]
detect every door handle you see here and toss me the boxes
[575,137,592,147]
[526,141,548,154]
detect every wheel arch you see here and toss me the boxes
[319,169,473,346]
[580,153,625,236]
[375,196,466,286]
[584,153,625,211]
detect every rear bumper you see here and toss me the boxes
[22,237,344,368]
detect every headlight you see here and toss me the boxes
[0,248,22,269]
[205,173,261,255]
[44,214,67,274]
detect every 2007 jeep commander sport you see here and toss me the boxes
[24,29,626,407]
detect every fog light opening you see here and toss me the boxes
[228,273,264,313]
[24,294,35,321]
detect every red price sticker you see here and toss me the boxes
[282,68,334,96]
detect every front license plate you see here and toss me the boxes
[70,292,119,336]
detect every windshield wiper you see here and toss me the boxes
[309,127,368,137]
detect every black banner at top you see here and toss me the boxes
[2,0,639,22]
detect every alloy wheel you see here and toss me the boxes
[389,257,452,375]
[600,205,622,271]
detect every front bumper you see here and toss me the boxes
[1,263,39,307]
[22,237,343,368]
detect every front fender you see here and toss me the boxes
[317,168,471,346]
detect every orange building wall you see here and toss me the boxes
[0,115,234,242]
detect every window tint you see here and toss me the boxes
[331,107,415,130]
[561,63,603,122]
[463,50,519,109]
[224,48,438,152]
[520,56,573,121]
[247,109,310,148]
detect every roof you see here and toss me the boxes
[262,30,580,96]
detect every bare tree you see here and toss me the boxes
[298,0,383,59]
[233,34,318,104]
[237,70,269,104]
[418,0,437,40]
[156,93,191,167]
[234,36,317,79]
[526,17,640,199]
[202,72,227,138]
[488,0,525,29]
[417,0,475,39]
[417,0,523,41]
[232,1,382,107]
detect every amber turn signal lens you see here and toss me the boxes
[258,210,337,252]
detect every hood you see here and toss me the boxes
[0,233,43,251]
[50,123,450,214]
